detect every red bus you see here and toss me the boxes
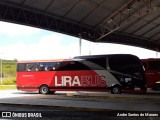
[16,54,147,94]
[142,59,160,90]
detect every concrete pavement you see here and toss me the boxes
[0,90,160,111]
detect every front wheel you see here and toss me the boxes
[111,85,122,94]
[39,85,50,94]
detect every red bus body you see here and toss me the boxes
[16,55,147,94]
[17,69,108,92]
[16,59,108,93]
[142,59,160,90]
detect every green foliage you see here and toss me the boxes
[0,85,16,90]
[0,59,16,85]
[2,77,16,85]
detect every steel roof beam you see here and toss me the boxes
[0,0,160,51]
[120,13,148,32]
[95,0,153,41]
[121,0,160,33]
[132,12,160,34]
[100,33,160,51]
[95,0,135,28]
[0,1,94,41]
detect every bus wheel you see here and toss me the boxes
[111,85,122,94]
[39,85,50,94]
[153,83,160,91]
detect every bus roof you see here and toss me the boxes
[74,54,138,59]
[141,58,160,61]
[17,54,139,63]
[17,59,74,63]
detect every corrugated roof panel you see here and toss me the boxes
[65,0,97,22]
[102,0,126,10]
[3,0,23,4]
[133,15,160,36]
[123,20,148,33]
[143,25,160,38]
[118,17,142,32]
[150,15,160,25]
[134,23,157,36]
[46,0,79,17]
[152,32,160,41]
[24,0,53,10]
[123,12,159,33]
[92,0,105,4]
[82,6,112,27]
[82,0,126,27]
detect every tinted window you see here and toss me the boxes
[17,62,59,72]
[85,58,106,69]
[82,60,105,70]
[109,55,142,75]
[58,61,90,70]
[17,63,26,72]
[148,61,160,70]
[26,63,39,71]
[17,60,104,72]
[39,62,59,71]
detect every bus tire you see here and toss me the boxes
[153,83,160,91]
[111,85,122,94]
[39,85,50,94]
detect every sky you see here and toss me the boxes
[0,21,159,60]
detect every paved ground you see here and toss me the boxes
[0,90,160,112]
[1,104,159,120]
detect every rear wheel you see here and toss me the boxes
[111,85,122,94]
[39,85,50,94]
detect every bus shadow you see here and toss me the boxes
[12,90,160,98]
[146,92,160,96]
[12,91,66,95]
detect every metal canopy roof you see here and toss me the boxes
[0,0,160,51]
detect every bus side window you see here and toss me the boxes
[26,63,39,71]
[40,62,58,71]
[82,60,104,70]
[148,61,160,70]
[39,64,45,71]
[17,63,26,72]
[58,61,90,71]
[58,61,75,70]
[26,64,31,71]
[85,58,106,69]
